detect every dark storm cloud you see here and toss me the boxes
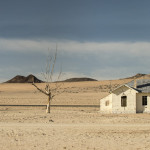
[0,0,150,41]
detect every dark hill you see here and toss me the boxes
[5,74,44,83]
[123,73,146,79]
[63,77,97,82]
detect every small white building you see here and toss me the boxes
[100,79,150,114]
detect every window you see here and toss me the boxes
[121,96,127,107]
[105,101,109,106]
[142,96,147,106]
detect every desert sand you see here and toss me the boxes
[1,79,150,150]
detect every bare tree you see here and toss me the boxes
[32,46,62,113]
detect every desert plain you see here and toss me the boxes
[1,79,150,150]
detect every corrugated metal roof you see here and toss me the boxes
[127,79,150,93]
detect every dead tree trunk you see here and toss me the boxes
[46,93,51,113]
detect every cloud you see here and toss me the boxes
[1,38,150,56]
[1,38,150,81]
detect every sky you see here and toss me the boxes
[0,0,150,82]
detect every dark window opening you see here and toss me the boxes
[121,96,127,107]
[105,101,109,106]
[142,96,147,106]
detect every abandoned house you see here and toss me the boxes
[100,79,150,113]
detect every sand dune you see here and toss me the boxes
[0,79,131,105]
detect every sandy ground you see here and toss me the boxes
[1,108,150,150]
[1,79,150,150]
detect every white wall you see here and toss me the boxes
[136,93,150,113]
[100,94,112,113]
[111,85,137,114]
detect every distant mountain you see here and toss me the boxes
[120,73,150,80]
[124,73,146,79]
[62,77,97,82]
[5,74,44,83]
[5,73,150,83]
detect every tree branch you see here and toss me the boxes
[32,83,49,96]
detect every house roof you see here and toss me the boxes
[111,84,139,93]
[127,79,150,93]
[101,79,150,100]
[111,79,150,94]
